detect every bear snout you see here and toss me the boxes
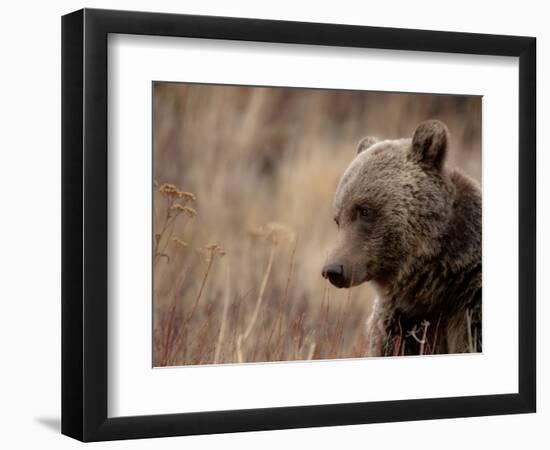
[321,263,348,288]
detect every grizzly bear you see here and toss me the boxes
[322,120,481,356]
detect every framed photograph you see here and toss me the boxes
[61,8,536,442]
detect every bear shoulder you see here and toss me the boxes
[443,168,482,270]
[448,168,481,228]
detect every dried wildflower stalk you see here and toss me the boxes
[214,261,231,364]
[274,237,298,356]
[188,244,226,320]
[157,253,196,366]
[153,182,197,365]
[237,222,295,362]
[154,183,197,266]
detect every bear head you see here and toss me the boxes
[322,120,455,289]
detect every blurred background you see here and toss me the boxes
[152,82,481,367]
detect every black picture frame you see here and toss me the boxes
[61,8,536,442]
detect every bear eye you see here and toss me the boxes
[357,206,369,219]
[334,217,340,228]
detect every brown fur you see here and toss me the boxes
[324,120,481,355]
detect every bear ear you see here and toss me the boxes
[410,120,449,170]
[357,136,379,154]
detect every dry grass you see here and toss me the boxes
[152,83,481,366]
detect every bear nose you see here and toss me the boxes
[322,263,345,286]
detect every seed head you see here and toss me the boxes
[204,243,226,257]
[172,238,189,248]
[177,191,196,201]
[248,222,295,245]
[159,183,178,197]
[170,204,197,217]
